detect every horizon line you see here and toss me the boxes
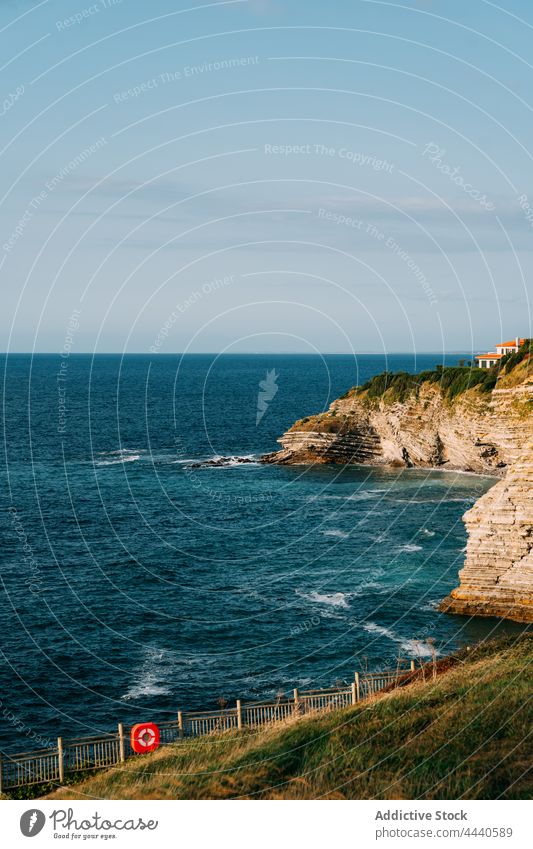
[0,350,476,356]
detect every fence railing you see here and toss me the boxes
[0,663,415,793]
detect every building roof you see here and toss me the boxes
[475,336,526,361]
[498,338,525,347]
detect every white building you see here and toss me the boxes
[475,336,525,369]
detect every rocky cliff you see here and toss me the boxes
[440,440,533,622]
[263,357,533,622]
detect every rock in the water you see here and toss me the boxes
[189,455,258,468]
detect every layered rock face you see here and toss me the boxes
[263,376,533,622]
[264,382,532,475]
[440,441,533,622]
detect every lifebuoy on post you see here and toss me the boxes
[130,722,160,754]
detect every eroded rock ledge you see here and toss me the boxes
[263,371,533,623]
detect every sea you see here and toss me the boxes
[0,353,526,753]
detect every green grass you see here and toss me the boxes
[42,635,532,801]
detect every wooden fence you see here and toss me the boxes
[0,663,415,793]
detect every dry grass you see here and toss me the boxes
[45,635,532,801]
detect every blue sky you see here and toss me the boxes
[1,0,532,353]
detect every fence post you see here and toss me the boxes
[293,688,300,715]
[410,659,416,672]
[57,737,64,784]
[236,700,243,730]
[178,711,184,739]
[351,682,357,705]
[354,672,361,702]
[118,723,125,763]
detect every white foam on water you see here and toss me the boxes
[95,454,141,466]
[397,543,423,553]
[94,448,143,466]
[313,489,390,503]
[122,681,171,700]
[122,648,173,701]
[347,489,382,501]
[98,448,141,456]
[399,638,436,658]
[322,529,349,539]
[224,455,260,467]
[362,622,436,658]
[296,589,350,608]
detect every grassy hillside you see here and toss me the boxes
[46,635,532,801]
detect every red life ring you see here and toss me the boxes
[130,722,160,754]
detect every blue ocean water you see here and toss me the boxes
[0,353,525,753]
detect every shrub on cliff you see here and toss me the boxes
[358,365,498,403]
[500,338,532,374]
[358,370,420,402]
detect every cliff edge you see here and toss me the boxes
[263,349,533,622]
[439,439,533,622]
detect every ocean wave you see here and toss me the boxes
[419,528,436,537]
[397,543,423,553]
[122,648,173,701]
[347,489,384,501]
[95,453,142,466]
[296,589,350,608]
[362,622,436,657]
[310,489,390,503]
[98,448,141,456]
[321,529,349,539]
[122,681,172,700]
[93,448,143,466]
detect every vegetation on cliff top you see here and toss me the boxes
[357,339,532,404]
[358,365,498,403]
[44,635,532,801]
[288,341,532,432]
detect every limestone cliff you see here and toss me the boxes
[263,357,533,622]
[440,440,533,622]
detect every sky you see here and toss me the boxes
[0,0,532,354]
